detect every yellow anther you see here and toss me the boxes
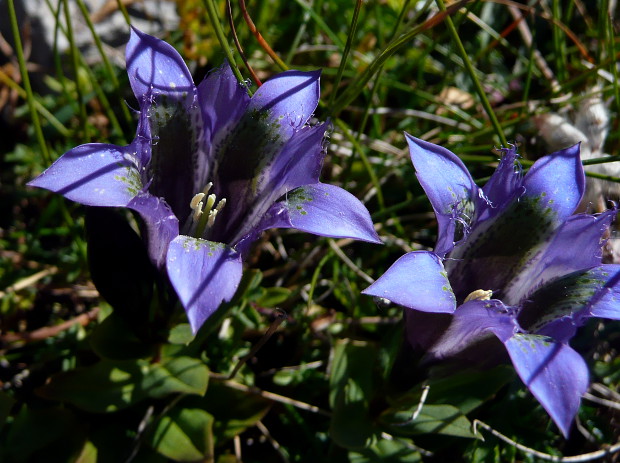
[464,289,493,303]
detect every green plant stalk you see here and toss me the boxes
[203,0,251,94]
[606,7,620,129]
[331,0,467,117]
[75,0,133,128]
[285,5,311,64]
[47,0,73,117]
[334,118,384,210]
[115,0,131,25]
[62,0,89,141]
[327,0,363,113]
[0,69,70,137]
[551,0,566,84]
[307,251,333,307]
[292,0,345,49]
[520,22,536,118]
[7,0,51,163]
[434,0,507,146]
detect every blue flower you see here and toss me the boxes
[29,28,380,333]
[363,134,620,436]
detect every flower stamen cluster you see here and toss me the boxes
[189,182,227,238]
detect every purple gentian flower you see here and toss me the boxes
[29,28,380,333]
[363,134,620,437]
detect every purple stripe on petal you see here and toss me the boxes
[167,236,243,334]
[27,143,142,207]
[363,251,455,313]
[504,335,588,437]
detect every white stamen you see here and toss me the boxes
[207,209,218,228]
[190,193,205,210]
[202,182,213,195]
[192,203,203,222]
[204,194,216,212]
[215,198,227,212]
[464,289,493,303]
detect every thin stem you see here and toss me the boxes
[334,118,385,209]
[115,0,131,25]
[331,0,466,116]
[434,0,507,146]
[606,4,620,126]
[75,0,133,128]
[239,0,288,71]
[226,0,262,86]
[6,0,51,163]
[0,68,70,137]
[473,420,620,462]
[327,0,363,113]
[203,0,251,94]
[62,0,89,141]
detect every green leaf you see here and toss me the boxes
[1,406,84,461]
[143,357,209,398]
[0,390,15,430]
[37,360,146,413]
[37,357,208,413]
[89,312,155,360]
[349,437,422,463]
[74,440,98,463]
[380,404,477,439]
[168,323,194,345]
[425,365,514,414]
[150,408,214,462]
[201,381,271,442]
[329,339,377,450]
[255,287,291,307]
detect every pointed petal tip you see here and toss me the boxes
[362,251,456,313]
[167,236,243,334]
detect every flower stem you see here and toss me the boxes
[6,0,51,163]
[327,0,363,113]
[239,0,288,71]
[434,0,508,146]
[203,0,252,95]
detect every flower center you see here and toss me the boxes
[464,289,493,303]
[189,182,227,238]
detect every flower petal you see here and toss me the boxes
[363,251,455,313]
[248,69,320,141]
[522,143,585,221]
[258,183,381,245]
[128,193,179,269]
[505,210,614,304]
[405,133,477,257]
[478,146,521,221]
[519,265,620,341]
[197,61,251,147]
[221,123,330,244]
[423,299,517,360]
[27,143,142,206]
[126,27,195,106]
[504,334,588,437]
[167,236,243,334]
